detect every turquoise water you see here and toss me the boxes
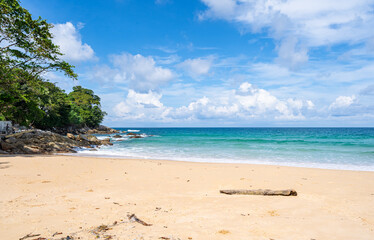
[76,128,374,171]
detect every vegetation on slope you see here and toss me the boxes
[0,0,106,128]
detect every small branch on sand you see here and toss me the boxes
[52,232,62,237]
[128,214,152,226]
[220,189,297,196]
[19,233,40,240]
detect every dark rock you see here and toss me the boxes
[5,137,17,144]
[1,129,106,155]
[113,135,122,138]
[0,149,9,154]
[127,132,144,139]
[129,135,143,139]
[101,138,113,146]
[1,142,14,151]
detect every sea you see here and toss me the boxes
[75,128,374,171]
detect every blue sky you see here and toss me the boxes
[24,0,374,127]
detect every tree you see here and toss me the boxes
[68,86,107,128]
[0,0,77,79]
[0,0,106,129]
[0,0,77,127]
[33,81,72,129]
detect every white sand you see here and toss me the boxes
[1,155,374,240]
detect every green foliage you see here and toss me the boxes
[68,86,107,128]
[0,0,106,129]
[0,0,77,79]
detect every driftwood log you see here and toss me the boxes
[128,214,152,226]
[220,189,297,196]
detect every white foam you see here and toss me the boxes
[96,136,110,140]
[127,129,140,132]
[72,147,374,172]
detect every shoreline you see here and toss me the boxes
[1,155,374,239]
[63,152,374,173]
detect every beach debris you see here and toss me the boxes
[91,224,113,239]
[128,214,152,226]
[31,238,46,240]
[19,233,40,240]
[52,232,63,237]
[220,189,297,196]
[61,235,73,240]
[218,230,230,234]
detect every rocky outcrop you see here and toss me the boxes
[126,132,144,139]
[87,125,119,134]
[47,125,119,135]
[0,130,113,154]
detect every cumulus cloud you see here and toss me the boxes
[326,95,374,117]
[329,95,356,110]
[200,0,374,67]
[51,22,95,61]
[113,82,314,122]
[113,90,170,120]
[177,57,214,77]
[93,53,175,92]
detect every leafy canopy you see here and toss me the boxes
[0,0,77,79]
[69,86,107,128]
[0,0,106,129]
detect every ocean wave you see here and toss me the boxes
[127,129,140,132]
[72,147,374,172]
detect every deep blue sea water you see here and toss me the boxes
[75,128,374,171]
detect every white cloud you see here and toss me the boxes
[329,95,356,110]
[177,57,214,77]
[114,90,170,120]
[306,100,315,110]
[51,22,95,61]
[93,53,175,92]
[108,82,374,124]
[200,0,374,67]
[113,82,313,122]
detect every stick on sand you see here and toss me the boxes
[220,189,297,196]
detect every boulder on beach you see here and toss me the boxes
[67,133,75,140]
[0,130,113,154]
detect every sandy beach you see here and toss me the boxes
[1,155,374,240]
